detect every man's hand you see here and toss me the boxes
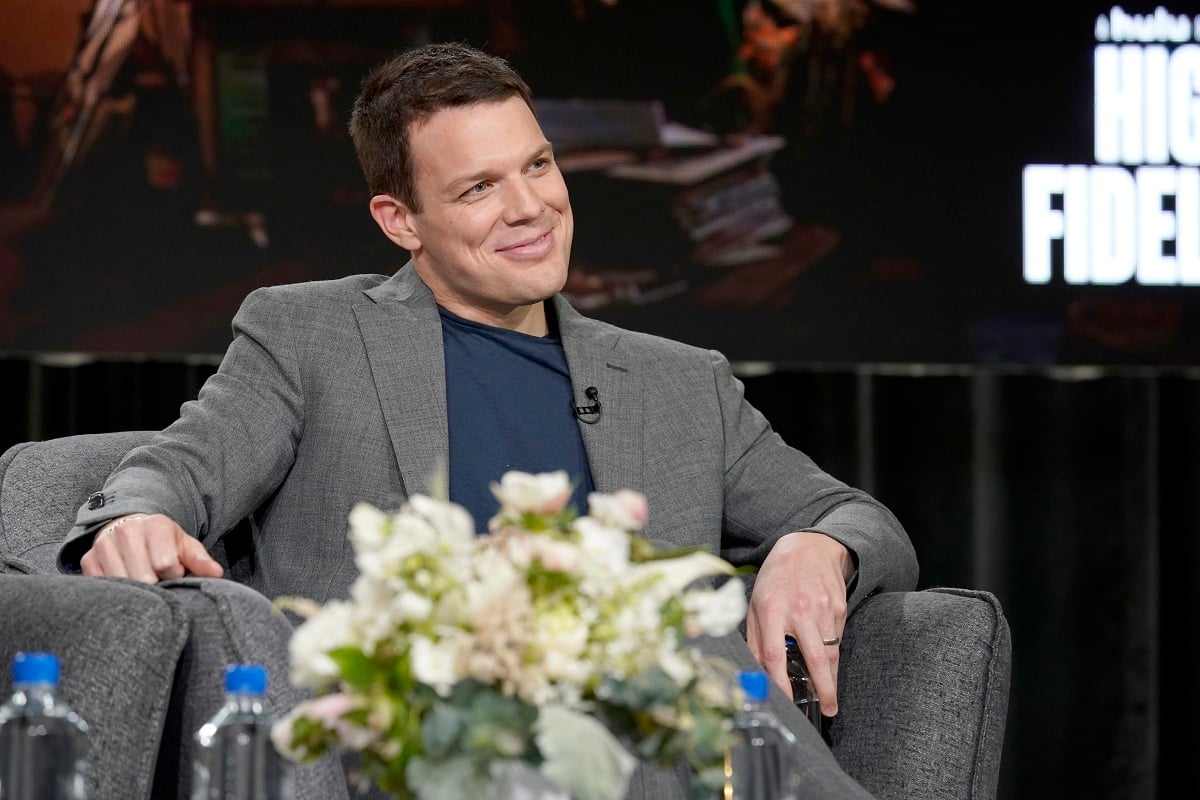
[79,513,224,584]
[745,531,853,717]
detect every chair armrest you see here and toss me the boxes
[830,587,1012,800]
[0,574,352,800]
[0,574,190,800]
[153,577,350,800]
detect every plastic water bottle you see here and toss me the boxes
[0,652,90,800]
[727,670,800,800]
[191,664,293,800]
[784,635,822,726]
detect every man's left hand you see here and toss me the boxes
[745,530,854,717]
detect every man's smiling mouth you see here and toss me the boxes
[497,230,553,256]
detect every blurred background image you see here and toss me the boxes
[2,2,1198,799]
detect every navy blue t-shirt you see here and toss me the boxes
[439,306,596,532]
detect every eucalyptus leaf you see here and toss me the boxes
[407,754,490,800]
[535,704,637,800]
[421,705,466,756]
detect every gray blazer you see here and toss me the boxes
[62,263,917,798]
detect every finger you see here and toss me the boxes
[178,533,224,578]
[80,543,127,578]
[106,523,161,584]
[763,639,792,702]
[146,529,187,580]
[796,627,838,716]
[82,529,133,580]
[749,606,793,701]
[745,605,762,663]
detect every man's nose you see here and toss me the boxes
[502,178,546,223]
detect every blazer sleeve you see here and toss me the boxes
[58,287,305,572]
[708,349,919,607]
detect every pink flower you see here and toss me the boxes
[304,692,359,723]
[308,692,377,750]
[587,489,649,531]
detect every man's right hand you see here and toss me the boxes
[79,513,224,584]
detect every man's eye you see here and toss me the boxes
[464,181,489,196]
[530,158,550,170]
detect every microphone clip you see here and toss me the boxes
[572,386,602,424]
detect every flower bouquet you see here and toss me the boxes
[271,470,750,800]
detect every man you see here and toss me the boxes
[60,42,917,798]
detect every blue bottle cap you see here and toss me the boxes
[224,664,268,695]
[12,652,60,686]
[737,670,769,702]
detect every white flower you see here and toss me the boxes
[532,605,590,687]
[350,578,401,648]
[571,517,630,575]
[277,471,742,800]
[585,489,648,531]
[394,589,435,622]
[682,578,748,638]
[348,503,390,551]
[288,600,358,689]
[490,470,572,517]
[529,536,585,574]
[626,550,737,603]
[408,494,477,548]
[410,633,462,697]
[385,510,441,556]
[465,548,523,613]
[354,510,439,579]
[656,642,695,686]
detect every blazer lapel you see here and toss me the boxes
[554,295,644,495]
[354,266,448,499]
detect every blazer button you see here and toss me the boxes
[86,492,106,510]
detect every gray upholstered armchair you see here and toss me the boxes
[0,431,1012,800]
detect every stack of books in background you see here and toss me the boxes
[536,99,793,310]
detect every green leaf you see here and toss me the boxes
[421,705,466,757]
[430,686,540,762]
[690,765,731,800]
[281,713,342,762]
[599,667,681,709]
[328,647,376,690]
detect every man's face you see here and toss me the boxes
[398,96,574,330]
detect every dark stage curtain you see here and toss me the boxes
[2,356,1195,800]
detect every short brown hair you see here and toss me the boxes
[349,42,534,213]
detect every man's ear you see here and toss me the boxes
[369,194,422,251]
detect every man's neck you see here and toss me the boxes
[409,264,551,336]
[439,298,549,337]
